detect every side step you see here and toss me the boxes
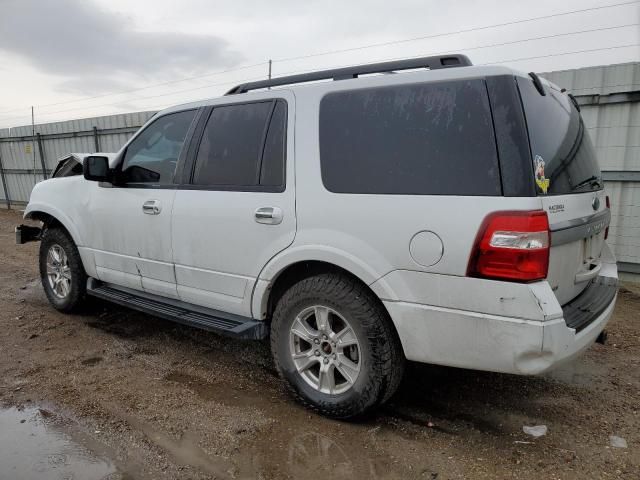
[87,281,268,340]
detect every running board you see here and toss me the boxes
[87,281,268,340]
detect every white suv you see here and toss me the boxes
[18,55,618,418]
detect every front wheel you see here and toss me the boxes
[270,272,404,419]
[39,227,88,313]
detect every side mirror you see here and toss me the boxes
[83,156,111,182]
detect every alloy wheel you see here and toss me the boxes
[46,244,71,299]
[289,305,361,395]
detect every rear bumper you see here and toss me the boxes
[563,275,617,332]
[381,241,618,375]
[385,287,617,375]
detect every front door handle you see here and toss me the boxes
[142,200,161,215]
[255,206,283,225]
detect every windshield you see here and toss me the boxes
[517,76,602,196]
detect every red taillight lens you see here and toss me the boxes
[467,211,550,282]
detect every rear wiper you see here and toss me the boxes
[573,175,602,191]
[528,72,546,96]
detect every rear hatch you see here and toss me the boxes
[517,75,609,305]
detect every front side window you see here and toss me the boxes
[319,80,501,196]
[121,110,196,184]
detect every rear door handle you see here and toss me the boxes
[254,207,283,225]
[142,200,161,215]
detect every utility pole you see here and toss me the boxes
[268,59,272,89]
[31,106,36,184]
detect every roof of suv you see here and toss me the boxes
[158,55,531,117]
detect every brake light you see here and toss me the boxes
[605,195,610,239]
[467,211,550,282]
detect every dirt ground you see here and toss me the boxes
[0,208,638,480]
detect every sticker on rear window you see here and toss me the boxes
[534,155,550,194]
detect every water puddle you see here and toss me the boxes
[118,411,235,478]
[156,371,438,478]
[0,406,121,480]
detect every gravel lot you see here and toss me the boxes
[0,208,638,479]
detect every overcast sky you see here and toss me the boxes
[0,0,638,128]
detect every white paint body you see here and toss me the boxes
[24,65,618,375]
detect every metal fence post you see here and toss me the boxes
[36,133,48,179]
[93,126,100,152]
[0,150,10,209]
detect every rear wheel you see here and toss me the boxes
[271,272,404,419]
[39,227,88,313]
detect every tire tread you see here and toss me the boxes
[39,227,88,313]
[271,272,404,419]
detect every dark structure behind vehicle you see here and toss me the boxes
[52,153,86,178]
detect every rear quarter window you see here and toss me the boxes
[319,79,501,196]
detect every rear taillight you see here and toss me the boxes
[605,195,610,239]
[467,211,550,282]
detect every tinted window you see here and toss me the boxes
[319,80,500,195]
[260,101,287,187]
[121,110,195,184]
[517,77,602,195]
[193,102,273,186]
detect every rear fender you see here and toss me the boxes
[251,244,395,319]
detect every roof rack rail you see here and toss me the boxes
[225,54,472,95]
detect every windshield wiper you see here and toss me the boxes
[573,175,602,191]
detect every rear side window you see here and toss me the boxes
[319,80,501,195]
[517,77,602,196]
[193,100,286,189]
[260,100,287,187]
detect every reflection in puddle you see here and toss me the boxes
[288,432,354,478]
[0,406,118,480]
[282,430,421,480]
[119,410,235,479]
[161,370,434,478]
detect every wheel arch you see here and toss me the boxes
[27,206,98,282]
[253,245,399,319]
[255,258,401,347]
[24,204,83,246]
[266,261,356,321]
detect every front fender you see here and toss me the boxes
[24,201,84,246]
[23,177,90,247]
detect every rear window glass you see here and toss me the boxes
[319,79,501,196]
[517,77,602,196]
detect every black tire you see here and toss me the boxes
[39,226,88,313]
[270,272,404,419]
